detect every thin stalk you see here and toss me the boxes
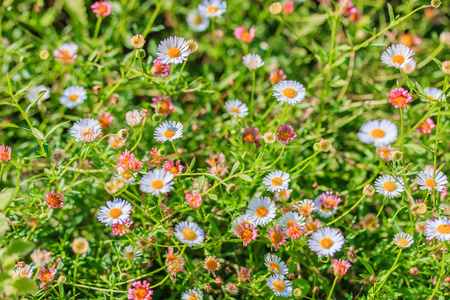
[327,276,339,300]
[72,254,80,300]
[92,17,102,44]
[327,195,365,226]
[143,0,162,38]
[373,249,403,297]
[173,60,187,93]
[171,142,180,162]
[429,242,446,299]
[250,70,256,120]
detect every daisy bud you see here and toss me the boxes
[109,93,119,104]
[313,142,321,151]
[293,288,302,297]
[92,85,101,95]
[442,61,450,75]
[313,286,319,293]
[225,266,232,274]
[72,237,89,255]
[119,273,129,281]
[440,32,450,46]
[269,2,282,14]
[158,148,166,156]
[136,49,146,59]
[363,184,375,196]
[187,39,199,53]
[393,151,403,161]
[204,284,212,292]
[263,132,276,144]
[105,182,117,195]
[40,49,49,60]
[152,113,163,123]
[57,275,66,284]
[215,276,224,286]
[117,129,129,140]
[416,203,427,214]
[112,178,125,190]
[140,108,150,118]
[369,275,377,283]
[131,34,145,49]
[431,0,441,8]
[226,183,237,194]
[319,139,332,152]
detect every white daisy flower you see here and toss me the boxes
[27,85,50,105]
[314,195,337,218]
[421,87,446,102]
[70,118,102,143]
[139,168,175,196]
[278,212,305,231]
[358,119,398,147]
[246,197,276,226]
[121,245,142,260]
[402,59,416,74]
[156,36,191,65]
[154,121,184,143]
[182,288,203,300]
[53,43,78,62]
[393,232,414,248]
[264,253,289,275]
[187,9,210,32]
[125,110,143,127]
[374,175,405,198]
[266,274,292,297]
[242,53,264,70]
[262,170,290,192]
[97,198,132,226]
[425,217,450,241]
[174,221,205,247]
[308,227,345,258]
[224,99,249,118]
[60,86,87,108]
[273,80,306,106]
[15,264,34,278]
[231,214,254,236]
[380,44,414,69]
[416,168,448,193]
[198,0,227,18]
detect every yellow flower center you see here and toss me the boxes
[207,5,218,13]
[169,166,179,174]
[134,287,148,299]
[279,132,292,141]
[160,102,170,113]
[21,271,29,276]
[269,262,281,273]
[41,272,52,282]
[0,152,9,160]
[325,199,336,207]
[164,129,176,138]
[425,178,435,188]
[167,48,181,58]
[151,179,164,189]
[240,229,252,241]
[69,94,79,101]
[286,221,295,228]
[245,134,255,142]
[370,128,386,138]
[46,196,61,207]
[256,206,268,217]
[396,238,409,247]
[182,228,197,240]
[289,226,301,236]
[189,296,198,300]
[282,87,297,98]
[206,259,218,270]
[392,96,406,106]
[319,237,334,249]
[109,208,122,218]
[392,55,405,65]
[230,107,240,114]
[241,32,250,40]
[437,224,450,234]
[126,251,136,259]
[271,233,283,244]
[383,181,397,192]
[193,16,203,25]
[273,280,286,291]
[271,177,283,186]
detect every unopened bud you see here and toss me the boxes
[392,151,403,161]
[92,85,101,95]
[158,149,166,156]
[152,113,163,123]
[319,139,332,152]
[226,183,236,194]
[313,143,321,151]
[140,108,150,118]
[119,273,129,281]
[105,182,117,195]
[431,0,441,8]
[112,178,125,190]
[57,275,66,284]
[293,288,302,297]
[363,184,375,196]
[131,34,145,49]
[136,49,146,59]
[40,50,49,60]
[187,39,199,53]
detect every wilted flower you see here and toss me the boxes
[225,282,239,295]
[242,126,261,144]
[187,39,199,53]
[236,267,252,281]
[185,190,202,208]
[72,237,89,255]
[31,249,52,266]
[264,132,276,144]
[125,110,143,127]
[45,190,64,208]
[332,259,351,277]
[277,124,297,145]
[442,61,450,75]
[363,184,375,196]
[131,34,145,49]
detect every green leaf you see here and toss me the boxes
[230,161,240,175]
[347,292,353,300]
[197,176,206,192]
[208,194,218,200]
[11,277,38,295]
[0,188,14,211]
[189,158,196,171]
[0,213,9,237]
[31,127,45,140]
[4,239,35,256]
[387,3,395,23]
[210,221,222,238]
[45,121,70,138]
[238,174,252,182]
[359,258,375,275]
[404,143,427,155]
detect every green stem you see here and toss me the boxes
[417,43,444,69]
[149,244,187,289]
[72,254,80,300]
[327,276,339,300]
[429,242,446,299]
[250,70,256,120]
[432,103,442,205]
[373,249,403,297]
[143,0,162,38]
[173,60,187,93]
[171,141,180,162]
[92,17,102,44]
[0,163,4,190]
[289,152,320,173]
[270,145,285,167]
[327,195,365,226]
[399,108,405,164]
